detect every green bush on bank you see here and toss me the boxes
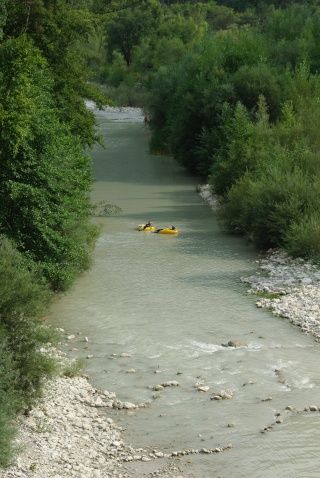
[221,165,320,250]
[0,237,58,399]
[0,340,20,467]
[0,237,58,466]
[61,358,86,378]
[220,163,320,259]
[284,214,320,260]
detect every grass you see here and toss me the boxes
[256,292,283,299]
[61,358,86,378]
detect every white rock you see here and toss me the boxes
[111,440,122,447]
[93,396,104,407]
[161,381,180,387]
[122,402,136,409]
[197,386,210,392]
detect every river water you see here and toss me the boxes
[50,106,320,478]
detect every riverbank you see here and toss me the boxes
[0,347,189,478]
[0,344,231,478]
[241,248,320,341]
[0,330,233,478]
[199,184,320,342]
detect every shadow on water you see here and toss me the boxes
[92,134,199,187]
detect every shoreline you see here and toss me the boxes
[0,350,229,478]
[2,186,320,477]
[0,346,188,478]
[241,248,320,341]
[199,184,320,342]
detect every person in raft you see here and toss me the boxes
[143,221,153,230]
[154,226,176,233]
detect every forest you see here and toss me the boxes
[1,0,320,467]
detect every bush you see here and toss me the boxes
[219,174,251,235]
[284,213,320,259]
[0,341,19,467]
[222,163,320,252]
[62,358,86,378]
[0,237,58,407]
[0,408,17,467]
[0,238,59,466]
[0,237,50,320]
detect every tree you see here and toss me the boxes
[2,0,110,147]
[232,62,284,121]
[105,0,161,66]
[0,36,99,290]
[209,102,255,195]
[0,0,105,465]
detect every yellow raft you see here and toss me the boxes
[137,224,155,231]
[157,228,179,235]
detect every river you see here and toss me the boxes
[49,105,320,478]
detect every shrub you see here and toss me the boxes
[0,237,58,407]
[0,341,19,467]
[284,213,320,258]
[222,162,320,253]
[62,358,86,378]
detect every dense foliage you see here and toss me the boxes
[0,0,110,466]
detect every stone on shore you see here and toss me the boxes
[241,249,320,342]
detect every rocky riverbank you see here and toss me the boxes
[0,343,230,478]
[0,354,188,478]
[199,183,320,343]
[241,248,320,341]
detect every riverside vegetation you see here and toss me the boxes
[2,0,320,472]
[0,0,109,467]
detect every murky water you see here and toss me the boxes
[50,106,320,478]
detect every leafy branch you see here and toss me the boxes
[92,201,123,216]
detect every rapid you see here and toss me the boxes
[49,105,320,478]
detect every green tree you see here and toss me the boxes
[232,63,285,121]
[209,102,254,195]
[0,37,98,291]
[262,4,318,71]
[105,0,161,66]
[148,27,267,175]
[0,0,106,466]
[220,87,320,255]
[3,0,110,147]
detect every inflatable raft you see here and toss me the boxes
[137,224,155,231]
[157,228,179,235]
